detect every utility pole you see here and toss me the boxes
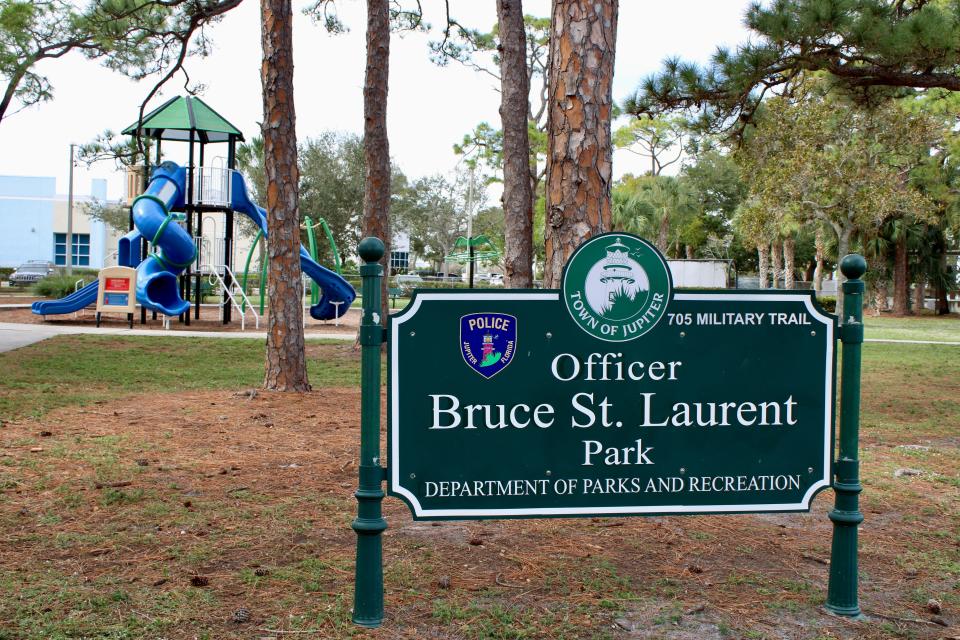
[465,166,476,289]
[66,143,75,275]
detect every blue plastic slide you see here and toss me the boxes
[230,170,356,320]
[130,163,196,316]
[33,161,355,320]
[31,280,100,316]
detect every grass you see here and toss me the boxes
[0,322,957,638]
[0,335,361,419]
[864,314,960,342]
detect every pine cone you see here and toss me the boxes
[232,607,251,623]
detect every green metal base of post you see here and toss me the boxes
[824,604,865,619]
[352,507,387,627]
[352,474,387,627]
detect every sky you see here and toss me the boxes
[0,0,753,201]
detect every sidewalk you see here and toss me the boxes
[2,320,957,354]
[0,321,354,353]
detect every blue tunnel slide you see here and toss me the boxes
[33,162,356,320]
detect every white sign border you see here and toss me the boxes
[389,291,835,519]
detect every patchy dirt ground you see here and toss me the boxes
[0,303,361,335]
[1,385,956,639]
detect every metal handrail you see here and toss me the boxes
[202,264,259,330]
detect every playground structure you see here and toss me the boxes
[31,96,354,325]
[444,234,501,288]
[241,215,343,317]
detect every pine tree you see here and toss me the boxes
[261,0,309,391]
[543,0,619,287]
[1,0,242,125]
[626,0,960,130]
[363,0,391,327]
[497,0,534,287]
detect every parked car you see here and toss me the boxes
[9,261,55,285]
[488,274,504,286]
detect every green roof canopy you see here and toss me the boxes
[122,95,244,143]
[445,235,501,263]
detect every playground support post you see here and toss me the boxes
[141,144,155,325]
[352,237,387,628]
[224,208,234,324]
[826,254,867,617]
[66,143,75,276]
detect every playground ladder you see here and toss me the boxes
[202,264,259,331]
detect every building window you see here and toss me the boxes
[54,233,90,266]
[390,250,409,271]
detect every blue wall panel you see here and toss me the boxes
[0,176,56,268]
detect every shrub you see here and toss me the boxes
[33,275,96,299]
[815,296,836,313]
[0,267,13,281]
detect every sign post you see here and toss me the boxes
[826,255,867,617]
[351,237,388,628]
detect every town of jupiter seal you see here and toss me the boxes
[561,233,673,342]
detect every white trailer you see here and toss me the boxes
[667,260,732,288]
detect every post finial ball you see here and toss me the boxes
[358,237,385,263]
[840,254,867,280]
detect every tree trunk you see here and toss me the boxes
[363,0,391,326]
[936,252,950,315]
[873,280,888,315]
[814,227,825,293]
[771,240,783,289]
[543,0,619,287]
[892,233,909,315]
[260,0,308,391]
[498,0,534,288]
[914,279,926,314]
[783,237,795,290]
[656,214,670,253]
[685,244,694,259]
[757,243,769,289]
[936,280,950,315]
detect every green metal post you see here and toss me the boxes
[259,246,267,315]
[318,217,342,274]
[352,237,387,628]
[826,254,867,617]
[304,216,320,306]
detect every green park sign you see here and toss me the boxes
[387,233,837,520]
[352,235,866,626]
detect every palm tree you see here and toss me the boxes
[613,175,696,255]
